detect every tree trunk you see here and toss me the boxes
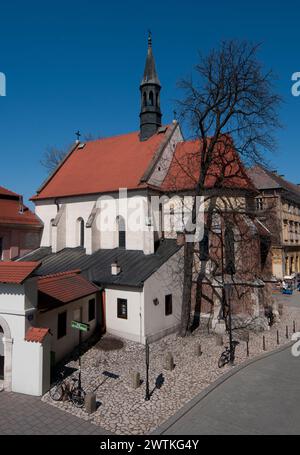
[179,240,194,336]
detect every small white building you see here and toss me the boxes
[0,261,100,395]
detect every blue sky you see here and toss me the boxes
[0,0,299,206]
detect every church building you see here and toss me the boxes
[0,35,272,396]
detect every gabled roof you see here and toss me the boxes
[20,239,181,288]
[32,126,173,201]
[0,185,42,227]
[0,198,42,226]
[247,165,300,203]
[25,327,50,343]
[38,270,99,311]
[161,137,256,193]
[0,261,40,284]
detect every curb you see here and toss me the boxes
[152,340,294,435]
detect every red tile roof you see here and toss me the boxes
[25,327,50,343]
[0,185,42,227]
[32,127,172,200]
[0,198,42,226]
[0,185,19,197]
[38,270,99,307]
[0,261,41,284]
[161,137,256,193]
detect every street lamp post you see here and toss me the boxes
[224,282,234,364]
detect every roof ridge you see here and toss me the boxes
[0,185,20,197]
[38,269,81,281]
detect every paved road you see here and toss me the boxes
[275,290,300,309]
[0,392,109,435]
[156,344,300,435]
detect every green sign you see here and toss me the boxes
[71,320,90,332]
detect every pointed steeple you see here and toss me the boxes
[141,31,161,86]
[139,32,162,141]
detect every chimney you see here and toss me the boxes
[111,261,121,276]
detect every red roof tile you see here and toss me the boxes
[32,127,172,200]
[38,270,99,307]
[161,137,256,193]
[0,261,41,284]
[0,185,19,197]
[25,327,50,343]
[0,198,42,226]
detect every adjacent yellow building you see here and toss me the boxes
[248,165,300,279]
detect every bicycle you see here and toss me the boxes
[218,340,239,368]
[49,372,86,408]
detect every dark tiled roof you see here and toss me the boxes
[20,239,181,288]
[248,166,300,203]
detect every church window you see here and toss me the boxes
[224,225,236,275]
[117,216,126,248]
[77,218,85,247]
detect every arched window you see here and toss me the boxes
[149,91,154,106]
[224,225,236,275]
[143,92,147,106]
[156,93,159,106]
[77,218,85,247]
[117,216,126,248]
[199,227,209,261]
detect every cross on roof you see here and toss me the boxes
[75,130,81,142]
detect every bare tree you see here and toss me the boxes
[40,146,71,174]
[40,133,102,174]
[176,40,281,336]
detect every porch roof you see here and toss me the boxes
[38,270,99,311]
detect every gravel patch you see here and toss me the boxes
[42,297,300,435]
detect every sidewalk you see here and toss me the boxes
[154,343,300,435]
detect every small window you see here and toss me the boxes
[165,294,172,316]
[256,198,264,211]
[117,216,126,248]
[57,311,67,339]
[117,298,128,319]
[88,298,96,321]
[153,298,159,306]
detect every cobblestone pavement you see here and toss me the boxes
[42,297,300,435]
[0,391,109,435]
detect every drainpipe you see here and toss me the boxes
[139,290,143,344]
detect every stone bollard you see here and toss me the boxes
[216,334,223,346]
[194,343,203,357]
[85,392,97,414]
[278,303,283,316]
[164,352,175,371]
[130,371,141,389]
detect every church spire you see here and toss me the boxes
[139,32,162,141]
